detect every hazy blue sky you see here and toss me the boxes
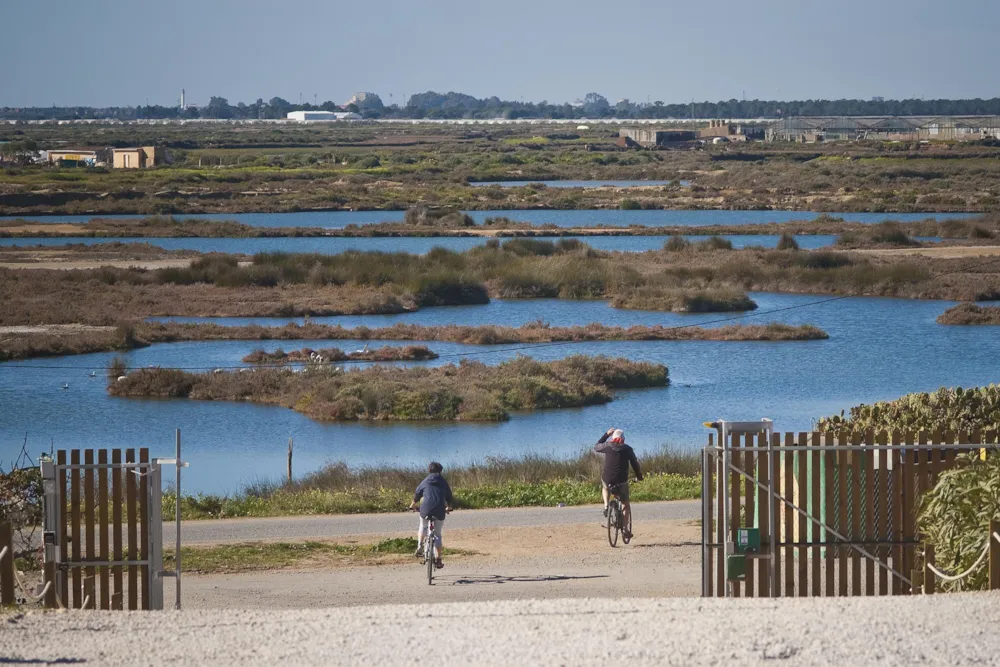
[3,0,997,107]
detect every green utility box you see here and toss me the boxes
[736,527,760,554]
[726,554,746,581]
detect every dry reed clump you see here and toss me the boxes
[5,243,998,329]
[776,232,800,251]
[835,221,921,248]
[138,320,829,345]
[936,303,1000,325]
[0,323,145,361]
[109,355,669,422]
[242,345,438,364]
[610,287,757,313]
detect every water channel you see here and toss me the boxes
[1,209,974,229]
[0,234,944,254]
[2,293,997,494]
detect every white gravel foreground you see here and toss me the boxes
[4,593,999,666]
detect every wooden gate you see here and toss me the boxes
[701,423,996,598]
[40,448,167,610]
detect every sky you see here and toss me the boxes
[3,0,998,108]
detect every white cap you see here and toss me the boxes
[611,429,624,441]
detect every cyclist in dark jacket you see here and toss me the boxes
[409,462,454,569]
[595,428,643,538]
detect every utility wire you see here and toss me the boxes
[3,253,1000,373]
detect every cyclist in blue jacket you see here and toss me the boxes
[409,461,454,569]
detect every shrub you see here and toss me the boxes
[694,236,733,251]
[409,275,489,307]
[555,238,586,253]
[918,454,1000,591]
[110,355,668,423]
[502,238,556,256]
[611,287,757,313]
[817,385,1000,434]
[107,355,128,382]
[663,234,691,252]
[776,232,800,251]
[620,198,641,210]
[793,251,855,270]
[937,304,1000,325]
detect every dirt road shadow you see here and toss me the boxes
[448,574,608,586]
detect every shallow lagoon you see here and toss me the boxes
[2,293,998,494]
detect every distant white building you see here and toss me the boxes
[348,92,381,107]
[286,111,362,122]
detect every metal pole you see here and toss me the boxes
[175,429,181,610]
[701,443,711,597]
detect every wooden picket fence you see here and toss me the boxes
[703,430,995,598]
[42,448,159,610]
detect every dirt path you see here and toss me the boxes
[858,245,1000,258]
[0,323,115,335]
[182,516,701,608]
[0,257,194,270]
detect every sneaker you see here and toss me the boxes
[414,549,423,558]
[434,559,444,569]
[623,529,633,540]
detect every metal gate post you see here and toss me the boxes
[39,456,61,608]
[148,461,164,610]
[721,423,731,596]
[154,429,188,610]
[716,432,726,596]
[701,444,711,597]
[713,419,774,597]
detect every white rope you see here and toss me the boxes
[12,565,52,603]
[925,539,992,583]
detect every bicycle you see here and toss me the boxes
[606,483,632,547]
[413,507,451,585]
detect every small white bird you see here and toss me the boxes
[61,383,69,390]
[89,371,96,378]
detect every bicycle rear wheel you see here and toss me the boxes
[607,500,620,547]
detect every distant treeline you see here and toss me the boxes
[6,93,1000,121]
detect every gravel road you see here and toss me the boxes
[184,517,703,608]
[6,593,999,666]
[168,500,701,545]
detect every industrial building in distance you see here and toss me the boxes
[286,110,363,122]
[766,115,1000,142]
[620,116,1000,146]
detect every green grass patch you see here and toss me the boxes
[163,537,475,573]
